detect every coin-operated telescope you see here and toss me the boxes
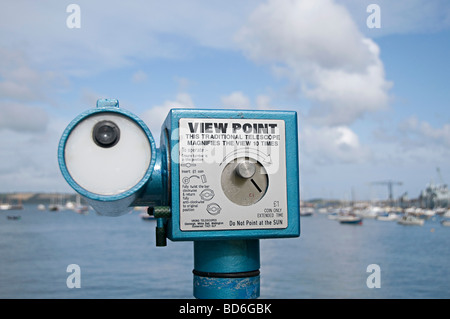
[58,99,300,299]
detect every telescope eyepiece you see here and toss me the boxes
[93,120,120,148]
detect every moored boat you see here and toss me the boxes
[0,202,23,210]
[0,203,11,210]
[376,213,399,221]
[300,207,314,216]
[441,219,450,227]
[338,214,362,225]
[397,215,424,226]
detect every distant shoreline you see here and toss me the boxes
[0,192,86,205]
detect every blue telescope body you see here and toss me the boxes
[58,99,300,298]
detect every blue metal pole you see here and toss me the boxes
[193,239,260,299]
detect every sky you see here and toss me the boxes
[0,0,449,201]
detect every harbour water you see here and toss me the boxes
[1,205,449,299]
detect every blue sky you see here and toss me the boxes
[0,0,449,201]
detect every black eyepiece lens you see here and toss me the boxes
[93,120,120,148]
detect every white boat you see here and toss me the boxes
[359,206,382,219]
[0,203,23,210]
[327,212,338,220]
[337,214,362,225]
[73,194,89,214]
[376,213,399,221]
[441,219,450,227]
[0,203,11,210]
[300,207,314,216]
[397,215,424,226]
[74,206,89,215]
[406,208,435,219]
[37,204,46,211]
[327,208,343,220]
[421,209,436,219]
[65,201,75,210]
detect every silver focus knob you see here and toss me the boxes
[235,160,256,179]
[221,157,268,206]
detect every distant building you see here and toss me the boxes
[419,183,450,209]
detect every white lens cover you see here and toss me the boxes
[64,113,151,196]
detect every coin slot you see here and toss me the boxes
[251,179,262,193]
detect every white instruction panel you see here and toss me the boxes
[178,118,288,231]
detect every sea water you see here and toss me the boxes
[0,205,449,299]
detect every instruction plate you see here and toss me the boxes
[178,118,288,231]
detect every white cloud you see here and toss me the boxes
[304,42,392,126]
[142,90,273,145]
[0,116,70,192]
[301,125,371,164]
[131,70,148,83]
[0,102,49,133]
[0,1,260,76]
[221,91,251,109]
[221,91,274,110]
[399,116,450,149]
[236,0,392,126]
[140,92,195,141]
[237,0,372,70]
[338,0,450,37]
[0,48,68,103]
[256,95,271,109]
[0,48,58,133]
